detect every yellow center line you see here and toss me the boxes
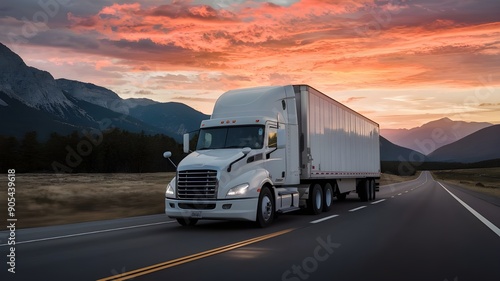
[97,228,295,281]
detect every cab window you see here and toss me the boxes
[268,127,277,148]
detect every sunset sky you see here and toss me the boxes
[1,0,499,129]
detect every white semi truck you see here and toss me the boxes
[164,85,380,227]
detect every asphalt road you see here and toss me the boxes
[1,171,499,281]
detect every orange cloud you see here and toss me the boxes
[344,96,366,103]
[2,0,499,128]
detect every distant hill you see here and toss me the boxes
[381,118,492,154]
[427,125,500,163]
[379,136,426,175]
[128,102,209,140]
[124,98,158,108]
[380,136,426,162]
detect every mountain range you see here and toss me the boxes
[0,43,208,141]
[381,118,492,154]
[1,42,498,165]
[379,136,425,162]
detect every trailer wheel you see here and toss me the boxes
[256,187,274,228]
[369,179,376,201]
[359,180,369,202]
[323,183,333,212]
[176,218,198,226]
[309,184,323,215]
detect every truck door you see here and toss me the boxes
[265,122,286,185]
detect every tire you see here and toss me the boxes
[369,179,376,201]
[256,187,274,228]
[177,218,198,226]
[309,183,323,215]
[367,179,372,201]
[323,183,333,212]
[359,180,369,202]
[372,181,376,201]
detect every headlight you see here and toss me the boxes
[227,183,249,197]
[165,182,175,199]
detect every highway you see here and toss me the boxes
[1,171,499,281]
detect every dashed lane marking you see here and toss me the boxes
[310,214,340,224]
[349,206,367,212]
[371,199,386,205]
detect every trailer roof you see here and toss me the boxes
[293,84,379,127]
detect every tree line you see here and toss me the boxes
[0,130,184,173]
[381,159,500,176]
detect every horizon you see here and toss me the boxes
[1,0,500,129]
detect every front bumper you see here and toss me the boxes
[165,197,258,222]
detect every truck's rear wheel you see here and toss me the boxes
[323,183,333,212]
[359,180,369,202]
[177,218,198,226]
[309,184,323,215]
[256,187,274,228]
[369,179,376,201]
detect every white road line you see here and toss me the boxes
[371,199,386,205]
[0,221,176,247]
[405,191,408,193]
[391,196,394,198]
[438,182,500,238]
[398,193,402,196]
[349,206,367,212]
[310,214,339,224]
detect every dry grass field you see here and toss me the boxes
[0,173,175,228]
[379,171,421,186]
[431,168,500,198]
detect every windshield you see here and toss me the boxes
[196,125,265,150]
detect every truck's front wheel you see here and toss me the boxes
[256,187,274,228]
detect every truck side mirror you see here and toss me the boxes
[277,129,286,149]
[163,151,177,168]
[183,133,190,153]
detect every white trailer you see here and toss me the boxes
[164,85,380,227]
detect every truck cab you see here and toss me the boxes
[164,85,301,227]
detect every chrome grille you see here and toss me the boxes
[177,170,218,200]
